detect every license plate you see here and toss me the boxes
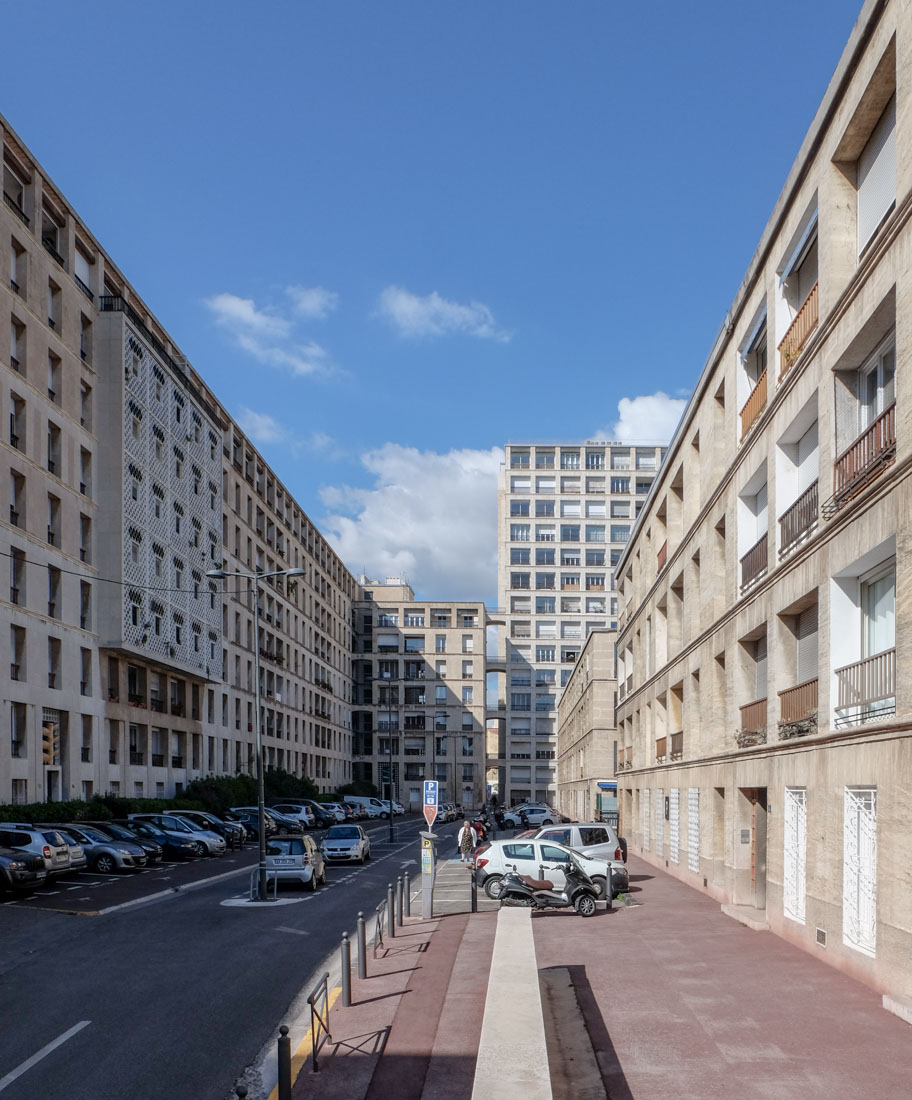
[272,858,295,866]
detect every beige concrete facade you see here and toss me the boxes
[352,580,488,810]
[1,112,355,802]
[555,629,618,823]
[615,0,912,1007]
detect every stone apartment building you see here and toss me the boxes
[615,0,912,1011]
[555,628,618,824]
[494,441,663,806]
[352,579,487,810]
[1,112,354,804]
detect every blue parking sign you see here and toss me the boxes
[424,780,438,806]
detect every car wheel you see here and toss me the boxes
[320,867,327,885]
[591,875,607,900]
[308,870,318,891]
[542,819,553,826]
[380,811,389,819]
[483,875,504,900]
[94,853,117,875]
[575,894,597,917]
[195,841,208,857]
[277,826,289,837]
[359,851,366,864]
[365,847,371,861]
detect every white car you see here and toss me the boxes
[473,836,624,900]
[321,824,371,863]
[321,802,348,822]
[392,801,405,816]
[269,802,316,828]
[265,835,326,890]
[502,805,559,828]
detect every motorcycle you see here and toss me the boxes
[471,816,491,842]
[498,858,599,917]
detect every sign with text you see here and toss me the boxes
[423,780,439,829]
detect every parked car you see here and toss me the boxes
[300,800,337,828]
[320,824,371,864]
[473,836,626,900]
[269,802,316,828]
[321,802,348,822]
[265,835,326,890]
[532,823,626,867]
[85,821,164,863]
[392,801,405,816]
[231,806,303,836]
[229,809,277,840]
[343,801,367,821]
[345,796,387,819]
[112,819,196,861]
[0,846,48,893]
[172,810,245,849]
[502,805,559,828]
[52,823,147,874]
[0,825,72,875]
[129,814,226,857]
[53,831,88,872]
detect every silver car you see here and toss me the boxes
[0,825,71,875]
[320,825,371,863]
[129,814,226,857]
[265,835,326,889]
[55,823,147,874]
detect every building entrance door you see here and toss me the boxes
[741,786,768,909]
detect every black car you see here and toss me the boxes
[302,800,337,828]
[83,821,164,863]
[230,809,278,841]
[0,846,48,893]
[111,819,197,861]
[170,810,246,850]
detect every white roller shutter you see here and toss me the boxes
[797,604,819,684]
[858,95,896,253]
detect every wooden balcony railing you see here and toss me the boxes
[777,282,819,380]
[655,736,667,763]
[835,648,895,714]
[740,532,768,589]
[738,697,767,745]
[670,731,683,760]
[778,480,818,556]
[824,404,896,517]
[657,540,667,572]
[739,368,768,441]
[778,677,818,724]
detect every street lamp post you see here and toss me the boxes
[207,565,305,902]
[383,679,396,843]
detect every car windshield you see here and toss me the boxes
[326,826,359,840]
[102,824,132,840]
[80,826,110,842]
[162,818,192,832]
[268,839,304,856]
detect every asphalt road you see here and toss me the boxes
[0,814,463,1100]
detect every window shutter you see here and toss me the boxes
[796,604,818,684]
[857,95,896,253]
[755,636,768,699]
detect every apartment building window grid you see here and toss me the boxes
[687,788,699,873]
[843,787,877,957]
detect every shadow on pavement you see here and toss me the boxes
[565,963,634,1100]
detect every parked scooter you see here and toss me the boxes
[499,858,599,917]
[471,816,491,842]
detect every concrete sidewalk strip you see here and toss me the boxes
[472,908,552,1100]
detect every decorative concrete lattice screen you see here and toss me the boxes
[654,787,664,859]
[668,788,679,863]
[687,788,699,873]
[843,787,877,957]
[120,330,222,678]
[783,787,807,924]
[642,788,650,850]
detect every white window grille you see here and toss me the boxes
[642,789,650,850]
[783,787,807,924]
[669,788,679,863]
[843,787,877,956]
[687,788,699,873]
[654,787,664,859]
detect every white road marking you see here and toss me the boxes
[276,926,310,935]
[0,1020,91,1093]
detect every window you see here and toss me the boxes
[404,636,424,652]
[535,645,554,662]
[610,477,630,494]
[586,525,605,542]
[535,596,555,614]
[857,94,895,253]
[510,572,530,590]
[10,393,25,450]
[510,523,530,542]
[535,547,555,565]
[435,634,446,653]
[462,686,473,704]
[80,382,92,429]
[535,499,555,517]
[510,500,529,517]
[783,787,807,924]
[535,572,555,590]
[10,317,24,373]
[510,547,530,565]
[609,525,628,543]
[843,788,877,956]
[560,524,579,541]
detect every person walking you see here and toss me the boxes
[458,818,477,863]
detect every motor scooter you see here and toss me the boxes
[499,859,598,917]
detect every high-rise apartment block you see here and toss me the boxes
[495,441,664,805]
[352,579,487,810]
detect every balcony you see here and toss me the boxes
[4,191,29,225]
[171,755,184,768]
[739,368,768,442]
[129,751,145,765]
[43,235,66,267]
[75,274,94,301]
[737,698,767,746]
[657,540,667,573]
[150,698,166,713]
[823,404,896,518]
[778,678,818,738]
[740,533,768,590]
[151,754,165,767]
[778,481,818,557]
[670,731,683,760]
[835,648,895,725]
[778,282,818,381]
[655,736,667,764]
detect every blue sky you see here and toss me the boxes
[4,1,863,600]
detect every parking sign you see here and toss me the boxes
[423,780,439,829]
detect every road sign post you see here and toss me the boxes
[421,780,439,918]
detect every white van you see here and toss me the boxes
[346,796,388,819]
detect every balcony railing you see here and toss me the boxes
[737,698,767,746]
[42,236,65,268]
[777,282,819,380]
[74,274,94,301]
[778,678,818,726]
[778,481,818,557]
[739,368,768,441]
[4,192,29,225]
[740,533,768,589]
[823,404,896,518]
[655,736,667,764]
[835,648,895,723]
[657,540,667,572]
[670,731,683,760]
[129,751,145,765]
[151,754,165,767]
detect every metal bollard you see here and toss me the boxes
[356,911,367,980]
[396,876,403,926]
[470,866,478,913]
[341,932,352,1007]
[403,871,411,917]
[277,1026,291,1100]
[387,882,396,938]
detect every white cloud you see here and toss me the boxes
[320,444,504,601]
[376,285,511,342]
[205,290,337,377]
[600,391,688,444]
[236,406,341,458]
[236,407,286,445]
[286,285,339,319]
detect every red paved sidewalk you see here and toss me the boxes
[532,855,912,1099]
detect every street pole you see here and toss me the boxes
[253,576,267,902]
[387,680,395,843]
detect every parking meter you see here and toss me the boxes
[420,830,438,919]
